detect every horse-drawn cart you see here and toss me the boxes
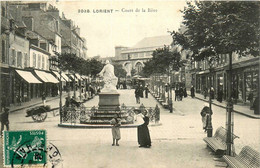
[25,105,59,122]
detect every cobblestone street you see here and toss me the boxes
[1,89,259,168]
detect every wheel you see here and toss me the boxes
[31,107,48,122]
[32,112,47,122]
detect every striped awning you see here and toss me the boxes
[15,69,42,83]
[34,70,59,83]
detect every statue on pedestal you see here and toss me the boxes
[98,60,118,92]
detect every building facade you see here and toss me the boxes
[114,35,172,76]
[190,53,259,104]
[0,2,87,108]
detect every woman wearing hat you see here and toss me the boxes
[200,103,212,132]
[136,110,151,148]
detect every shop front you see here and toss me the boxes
[33,70,59,97]
[14,69,42,104]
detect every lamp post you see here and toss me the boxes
[206,56,217,137]
[50,56,63,124]
[168,66,173,113]
[59,69,62,124]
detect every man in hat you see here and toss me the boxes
[1,107,10,136]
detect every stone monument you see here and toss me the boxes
[97,60,120,111]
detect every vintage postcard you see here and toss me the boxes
[0,0,259,168]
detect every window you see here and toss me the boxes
[46,57,49,70]
[33,53,37,67]
[42,56,45,70]
[2,40,6,63]
[38,54,41,68]
[24,53,28,67]
[17,52,22,67]
[40,43,47,50]
[12,49,16,66]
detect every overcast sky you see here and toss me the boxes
[54,1,187,58]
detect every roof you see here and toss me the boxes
[132,35,172,49]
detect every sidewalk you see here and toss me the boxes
[7,91,78,113]
[193,93,260,119]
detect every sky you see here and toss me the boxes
[53,1,187,58]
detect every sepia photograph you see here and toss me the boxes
[0,0,259,167]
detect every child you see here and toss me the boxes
[110,113,121,146]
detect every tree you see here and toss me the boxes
[142,46,182,76]
[88,58,104,77]
[114,63,127,78]
[171,1,260,155]
[172,1,260,60]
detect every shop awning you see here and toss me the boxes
[15,69,42,83]
[68,74,78,82]
[75,73,81,80]
[61,72,71,82]
[52,71,66,82]
[34,70,59,83]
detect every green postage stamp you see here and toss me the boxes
[3,130,47,167]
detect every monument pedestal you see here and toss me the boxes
[98,92,120,111]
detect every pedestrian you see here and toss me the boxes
[200,103,213,132]
[135,85,141,104]
[42,92,46,105]
[210,87,215,99]
[139,85,144,98]
[144,85,149,98]
[203,86,208,99]
[137,110,151,148]
[232,88,238,104]
[217,87,223,103]
[253,96,259,114]
[110,113,121,146]
[123,81,127,89]
[183,87,187,98]
[1,107,10,136]
[190,85,195,98]
[16,94,21,106]
[247,90,253,109]
[179,86,184,101]
[175,87,179,101]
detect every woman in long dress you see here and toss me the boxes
[110,114,121,146]
[137,110,151,148]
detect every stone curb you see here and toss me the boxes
[58,122,163,129]
[193,95,260,119]
[9,97,61,113]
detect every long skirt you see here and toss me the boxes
[112,127,121,140]
[137,125,151,146]
[202,116,207,129]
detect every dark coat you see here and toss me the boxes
[217,89,223,102]
[191,87,195,98]
[137,116,151,146]
[253,97,259,114]
[179,88,184,97]
[1,110,9,124]
[183,88,187,97]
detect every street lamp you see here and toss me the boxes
[50,56,63,124]
[206,56,217,137]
